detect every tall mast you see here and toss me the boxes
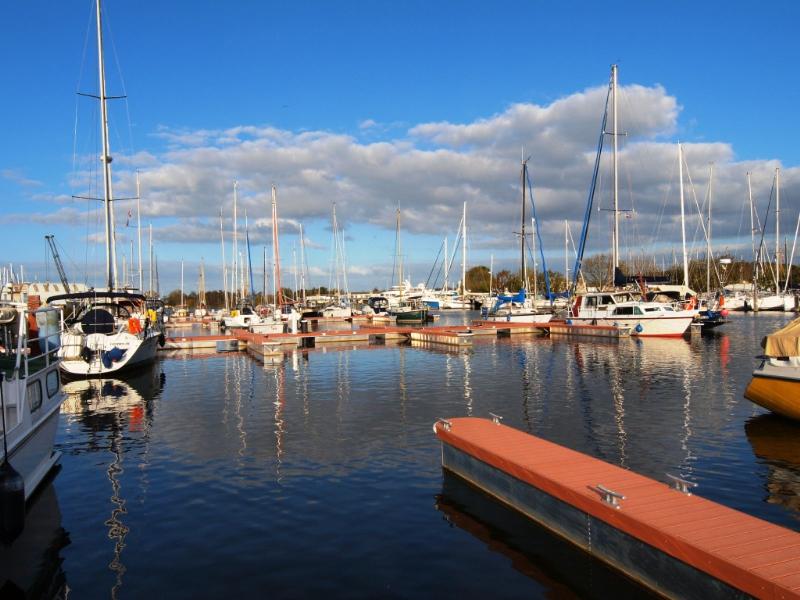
[611,64,620,270]
[148,223,153,295]
[678,143,689,289]
[706,164,714,295]
[531,217,537,299]
[299,224,307,304]
[461,201,467,295]
[565,219,569,291]
[272,185,284,307]
[136,170,143,291]
[776,167,781,294]
[521,157,527,290]
[180,258,184,307]
[444,237,449,291]
[96,0,117,290]
[232,180,239,304]
[219,210,228,311]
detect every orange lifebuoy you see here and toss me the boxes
[128,317,142,334]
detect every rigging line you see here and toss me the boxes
[571,79,611,297]
[424,238,445,289]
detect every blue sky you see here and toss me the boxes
[3,1,800,293]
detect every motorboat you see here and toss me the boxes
[0,302,65,504]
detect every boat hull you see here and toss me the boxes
[745,365,800,420]
[570,315,693,337]
[485,312,553,324]
[59,331,161,378]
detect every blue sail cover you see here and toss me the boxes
[493,289,526,312]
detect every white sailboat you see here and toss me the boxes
[321,203,352,319]
[484,158,553,323]
[49,0,165,377]
[569,66,694,337]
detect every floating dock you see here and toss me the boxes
[434,416,800,599]
[161,322,549,354]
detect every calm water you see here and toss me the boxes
[8,311,800,598]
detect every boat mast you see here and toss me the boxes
[272,185,284,308]
[232,180,239,305]
[180,258,184,307]
[776,167,781,295]
[612,64,620,271]
[461,201,467,295]
[531,217,537,299]
[96,0,117,290]
[136,170,143,291]
[521,157,528,290]
[148,223,153,296]
[678,143,689,289]
[219,210,228,311]
[706,164,714,295]
[299,224,307,304]
[747,172,758,310]
[444,237,449,291]
[565,219,569,291]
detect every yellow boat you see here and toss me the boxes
[745,317,800,420]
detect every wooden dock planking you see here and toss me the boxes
[435,417,800,599]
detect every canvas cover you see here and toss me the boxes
[762,317,800,357]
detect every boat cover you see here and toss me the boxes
[762,317,800,357]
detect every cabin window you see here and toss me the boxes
[27,380,42,413]
[613,306,635,315]
[633,306,644,315]
[600,296,614,306]
[645,307,659,312]
[585,296,598,307]
[46,370,60,398]
[664,306,675,312]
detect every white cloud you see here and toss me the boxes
[29,80,800,291]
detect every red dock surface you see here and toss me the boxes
[435,417,800,599]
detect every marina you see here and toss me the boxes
[5,2,800,597]
[2,311,799,597]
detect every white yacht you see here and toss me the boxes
[0,302,65,502]
[569,290,695,337]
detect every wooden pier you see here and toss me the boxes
[434,416,800,599]
[543,320,632,338]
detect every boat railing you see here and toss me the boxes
[23,306,64,379]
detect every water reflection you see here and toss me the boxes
[61,366,163,599]
[0,476,69,599]
[745,415,800,518]
[435,471,657,599]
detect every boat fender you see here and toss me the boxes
[635,323,644,333]
[0,460,25,543]
[158,333,165,347]
[720,309,729,317]
[80,346,93,363]
[506,314,511,322]
[565,319,572,325]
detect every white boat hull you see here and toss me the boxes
[570,314,694,337]
[485,311,553,324]
[59,330,161,377]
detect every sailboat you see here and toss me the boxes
[484,158,553,323]
[568,65,695,337]
[321,203,352,319]
[49,0,165,377]
[386,209,429,323]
